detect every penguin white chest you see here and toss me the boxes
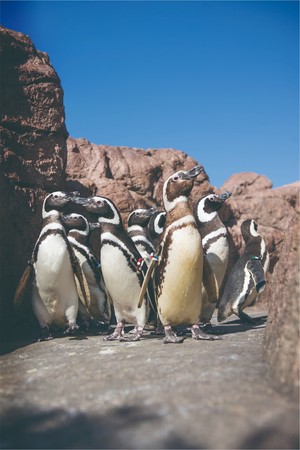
[33,234,78,324]
[158,225,203,326]
[101,244,140,308]
[35,234,73,287]
[205,236,229,285]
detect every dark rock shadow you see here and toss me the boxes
[240,412,299,449]
[0,405,203,449]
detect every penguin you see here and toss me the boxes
[127,208,156,261]
[61,213,111,331]
[154,166,220,343]
[194,191,232,330]
[147,210,166,251]
[14,191,89,340]
[217,219,269,323]
[72,195,151,341]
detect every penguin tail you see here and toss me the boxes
[256,280,266,294]
[217,306,227,323]
[13,263,34,309]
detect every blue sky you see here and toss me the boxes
[1,1,299,188]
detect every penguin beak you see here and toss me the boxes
[65,191,81,200]
[89,222,101,231]
[72,196,92,206]
[145,207,157,216]
[218,191,232,202]
[182,165,203,180]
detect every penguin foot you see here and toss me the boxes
[126,327,144,341]
[64,323,80,335]
[103,322,125,341]
[163,326,185,344]
[191,324,221,340]
[36,325,53,342]
[151,323,165,335]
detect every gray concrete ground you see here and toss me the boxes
[0,307,299,449]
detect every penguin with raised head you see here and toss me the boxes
[72,195,151,341]
[154,166,220,343]
[61,213,111,331]
[14,191,89,340]
[147,210,166,251]
[218,219,269,323]
[195,191,232,330]
[127,208,156,261]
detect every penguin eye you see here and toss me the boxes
[172,176,179,182]
[53,195,58,199]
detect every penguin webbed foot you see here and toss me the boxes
[35,325,53,342]
[126,327,144,341]
[150,322,165,336]
[64,322,80,336]
[103,322,125,341]
[163,326,185,344]
[191,324,221,340]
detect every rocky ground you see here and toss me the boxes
[0,307,298,450]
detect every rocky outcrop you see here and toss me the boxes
[0,27,68,341]
[263,201,300,398]
[66,138,299,283]
[65,137,212,215]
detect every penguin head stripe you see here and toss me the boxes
[153,212,166,236]
[61,213,90,235]
[127,209,152,229]
[196,192,231,223]
[241,219,259,243]
[43,191,73,219]
[163,166,203,212]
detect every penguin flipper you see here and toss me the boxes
[13,263,34,309]
[246,259,266,293]
[202,255,219,304]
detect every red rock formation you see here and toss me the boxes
[0,27,68,341]
[263,199,299,398]
[66,138,299,286]
[65,137,212,216]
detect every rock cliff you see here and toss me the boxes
[0,26,68,340]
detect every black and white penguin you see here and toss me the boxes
[61,213,111,330]
[195,191,232,329]
[217,219,269,323]
[147,210,166,251]
[127,208,156,261]
[72,195,151,341]
[154,166,220,343]
[14,191,88,340]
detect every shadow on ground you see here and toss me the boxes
[0,315,268,356]
[0,405,201,449]
[1,404,299,449]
